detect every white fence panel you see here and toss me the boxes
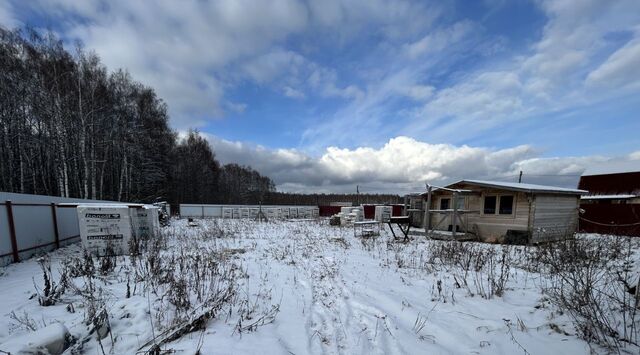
[178,204,319,220]
[0,192,125,266]
[0,207,12,262]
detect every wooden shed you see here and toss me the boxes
[421,180,586,244]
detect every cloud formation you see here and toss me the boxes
[206,135,634,193]
[12,0,436,129]
[5,0,638,189]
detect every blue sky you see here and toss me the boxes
[2,0,639,192]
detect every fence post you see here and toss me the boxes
[51,203,60,249]
[5,200,19,263]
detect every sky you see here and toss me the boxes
[2,0,639,194]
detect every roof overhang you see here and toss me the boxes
[444,179,587,195]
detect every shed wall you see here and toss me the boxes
[531,195,580,243]
[429,188,531,242]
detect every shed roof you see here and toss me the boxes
[448,179,587,195]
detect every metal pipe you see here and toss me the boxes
[5,200,19,263]
[51,203,60,249]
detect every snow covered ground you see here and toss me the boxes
[0,219,638,354]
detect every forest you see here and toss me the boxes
[0,27,398,206]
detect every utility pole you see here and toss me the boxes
[423,184,432,232]
[518,171,523,183]
[356,185,359,206]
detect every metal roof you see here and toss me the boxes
[578,171,640,196]
[449,179,587,195]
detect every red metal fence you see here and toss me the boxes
[578,204,640,236]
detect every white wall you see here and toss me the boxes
[0,192,119,266]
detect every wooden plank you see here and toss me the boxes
[424,185,432,230]
[452,191,458,239]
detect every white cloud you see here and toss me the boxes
[423,71,523,120]
[241,49,306,84]
[586,37,640,89]
[204,134,630,193]
[0,2,18,28]
[18,0,440,130]
[395,0,640,145]
[307,0,440,40]
[22,0,312,128]
[401,85,435,101]
[405,20,474,58]
[283,86,306,99]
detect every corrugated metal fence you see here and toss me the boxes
[578,203,640,236]
[0,192,118,266]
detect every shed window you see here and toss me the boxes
[440,198,450,210]
[483,196,496,214]
[499,195,514,215]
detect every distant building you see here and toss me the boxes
[579,171,640,204]
[410,180,586,244]
[578,164,640,236]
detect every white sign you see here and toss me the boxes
[77,205,132,256]
[130,205,160,240]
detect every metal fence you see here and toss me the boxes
[179,204,319,219]
[578,203,640,236]
[0,192,119,266]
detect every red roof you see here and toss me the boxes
[578,171,640,196]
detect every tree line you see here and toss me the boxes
[0,27,399,206]
[262,192,401,205]
[0,27,275,204]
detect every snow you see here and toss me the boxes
[1,323,70,354]
[581,194,637,200]
[0,219,634,354]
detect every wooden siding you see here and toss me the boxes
[429,185,531,242]
[531,195,580,243]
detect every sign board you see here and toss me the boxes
[77,205,132,255]
[130,205,160,240]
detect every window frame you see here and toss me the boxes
[481,193,516,217]
[498,195,514,215]
[482,195,497,215]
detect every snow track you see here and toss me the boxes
[0,219,613,354]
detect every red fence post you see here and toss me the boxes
[51,203,60,249]
[5,200,19,263]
